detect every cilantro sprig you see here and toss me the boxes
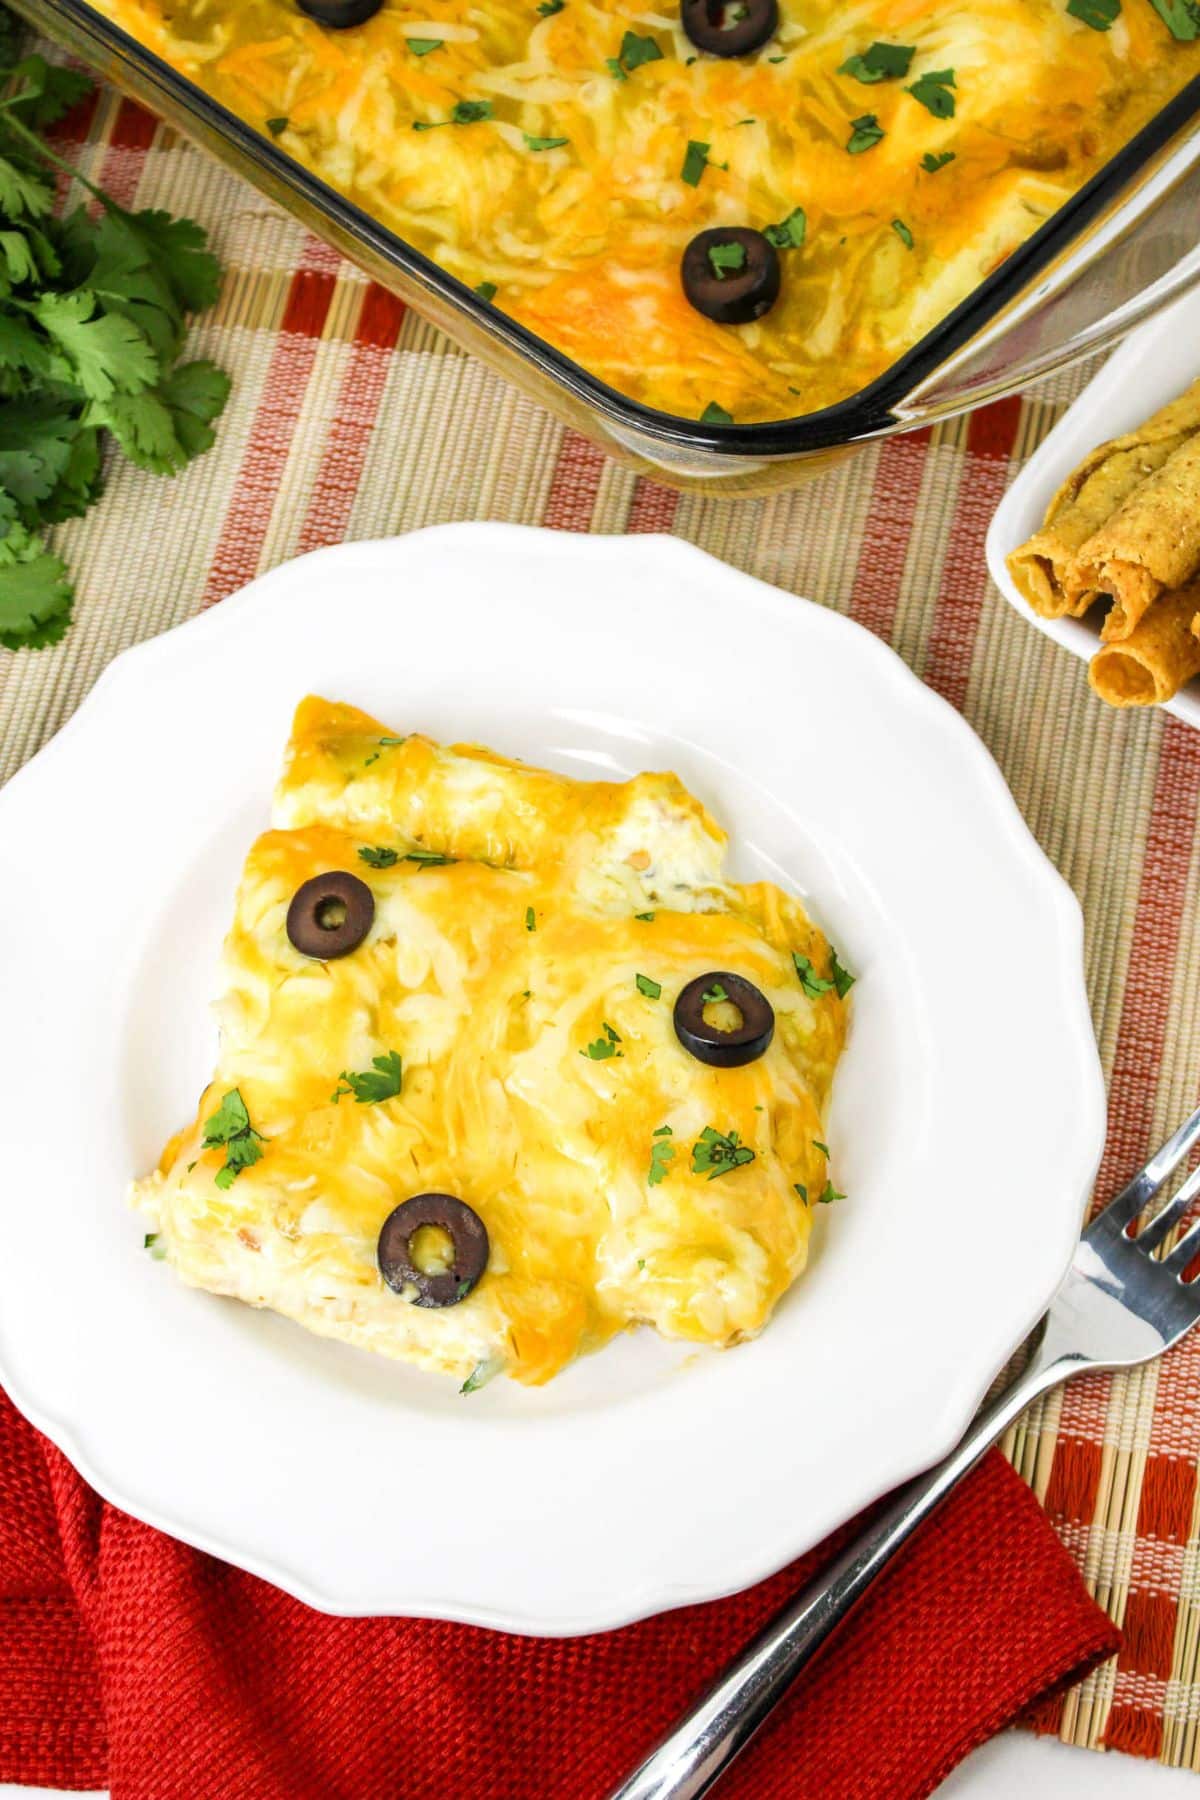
[332,1050,403,1104]
[691,1126,755,1180]
[202,1089,266,1191]
[0,17,229,653]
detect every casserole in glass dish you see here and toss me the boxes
[17,0,1200,491]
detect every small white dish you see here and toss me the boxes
[987,287,1200,728]
[0,525,1104,1634]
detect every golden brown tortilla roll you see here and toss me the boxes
[1088,584,1200,706]
[1071,432,1200,641]
[1005,376,1200,620]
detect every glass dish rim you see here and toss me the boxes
[38,0,1200,458]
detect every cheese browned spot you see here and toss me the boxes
[131,696,849,1387]
[91,0,1200,422]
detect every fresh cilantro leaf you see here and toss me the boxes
[5,57,92,131]
[838,41,914,82]
[818,1181,845,1204]
[648,1132,676,1185]
[582,1034,619,1060]
[700,400,732,425]
[266,115,289,135]
[682,139,711,185]
[1148,0,1200,33]
[920,150,955,172]
[525,905,536,931]
[707,240,746,278]
[85,360,231,476]
[524,132,570,151]
[332,1050,403,1105]
[906,68,956,117]
[0,542,72,649]
[604,1021,621,1042]
[475,281,497,301]
[413,99,494,129]
[110,206,222,314]
[359,845,400,867]
[846,114,885,153]
[404,848,456,867]
[635,911,655,922]
[765,206,806,250]
[891,218,914,249]
[0,152,52,220]
[1066,0,1121,24]
[202,1088,266,1189]
[702,982,729,1004]
[691,1125,755,1180]
[636,973,662,999]
[793,952,834,997]
[407,37,443,53]
[793,1183,808,1204]
[617,29,663,70]
[831,949,856,998]
[653,1124,673,1135]
[32,292,158,401]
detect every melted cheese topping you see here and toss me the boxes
[92,0,1199,421]
[133,696,848,1386]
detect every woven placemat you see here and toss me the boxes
[4,72,1200,1777]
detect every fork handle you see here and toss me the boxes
[607,1336,1076,1800]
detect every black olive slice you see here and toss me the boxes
[681,0,777,57]
[286,870,375,959]
[297,0,383,25]
[674,972,775,1068]
[378,1194,490,1307]
[681,228,780,325]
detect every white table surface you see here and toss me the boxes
[3,1729,1195,1796]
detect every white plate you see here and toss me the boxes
[0,525,1104,1635]
[987,288,1200,729]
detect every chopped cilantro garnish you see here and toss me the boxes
[413,99,494,129]
[765,206,807,250]
[476,281,498,301]
[524,132,570,150]
[838,41,914,82]
[691,1126,755,1180]
[363,735,406,766]
[537,0,565,13]
[700,400,733,425]
[460,1357,502,1394]
[681,139,711,185]
[358,845,399,868]
[906,68,956,117]
[636,973,662,999]
[407,36,443,53]
[767,52,786,60]
[606,56,628,80]
[143,1231,166,1259]
[266,116,289,135]
[793,1184,808,1205]
[1066,0,1120,25]
[202,1089,266,1191]
[637,1257,646,1269]
[702,982,729,1004]
[635,911,655,922]
[582,1022,623,1060]
[846,114,885,153]
[404,848,456,868]
[525,905,536,931]
[1148,0,1200,34]
[831,949,856,998]
[920,150,955,172]
[708,240,747,278]
[619,29,664,69]
[793,952,834,997]
[818,1181,845,1204]
[648,1128,676,1185]
[891,218,914,249]
[813,1138,830,1156]
[332,1050,403,1105]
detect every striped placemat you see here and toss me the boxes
[5,63,1200,1779]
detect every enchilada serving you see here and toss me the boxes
[85,0,1200,425]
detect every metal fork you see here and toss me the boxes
[610,1104,1200,1800]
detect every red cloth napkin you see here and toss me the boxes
[0,1386,1118,1800]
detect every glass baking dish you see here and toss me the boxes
[18,0,1200,494]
